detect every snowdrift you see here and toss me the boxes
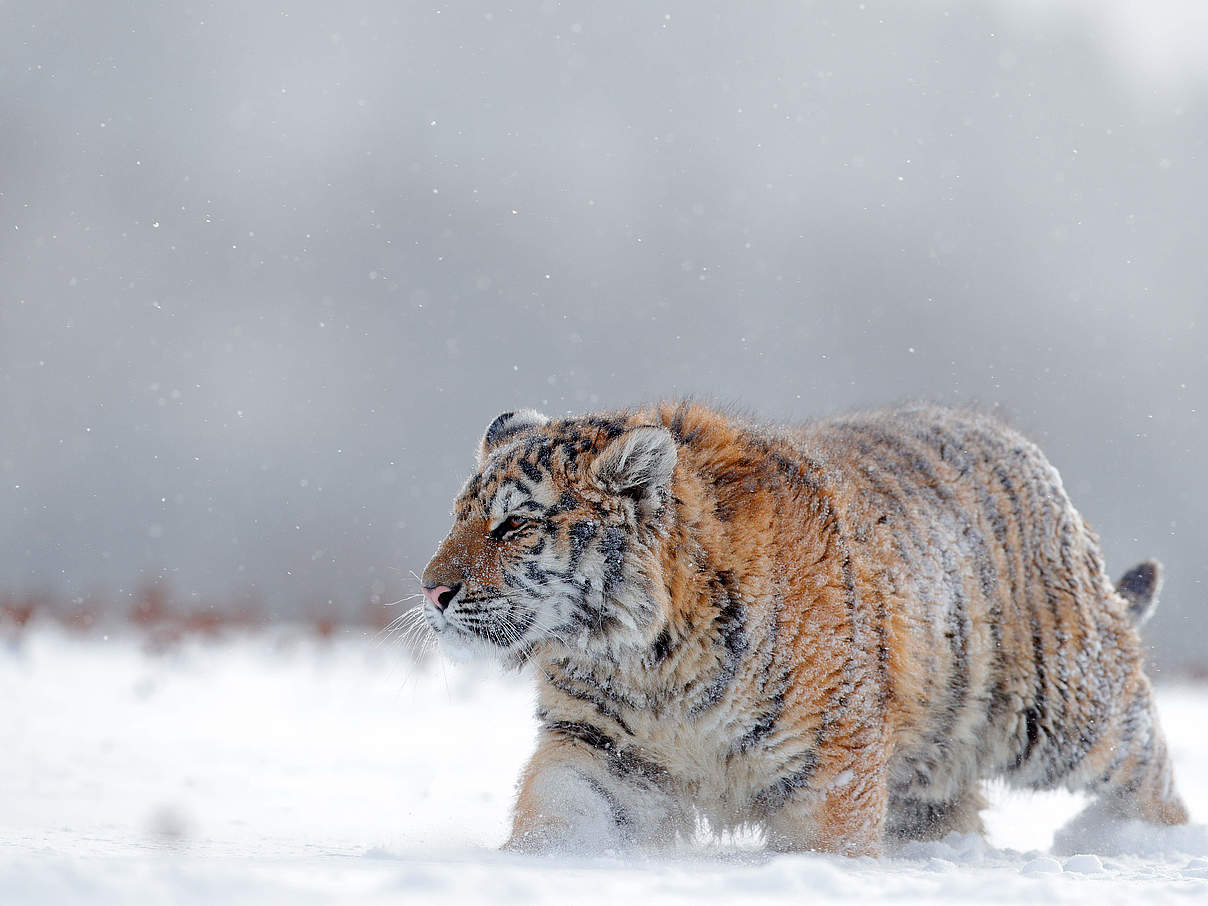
[3,629,1205,905]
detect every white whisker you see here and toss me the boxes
[384,593,425,607]
[374,606,427,649]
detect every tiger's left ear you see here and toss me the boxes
[589,426,677,521]
[478,409,549,467]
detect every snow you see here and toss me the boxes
[3,629,1206,904]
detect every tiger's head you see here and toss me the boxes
[420,409,678,667]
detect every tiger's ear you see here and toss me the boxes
[589,426,677,521]
[478,409,549,467]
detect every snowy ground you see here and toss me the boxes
[3,628,1207,905]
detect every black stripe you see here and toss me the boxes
[668,402,702,444]
[688,574,749,716]
[1094,686,1149,793]
[543,719,616,753]
[940,546,971,719]
[847,422,1008,782]
[751,753,819,812]
[547,656,642,710]
[547,491,578,516]
[544,670,634,736]
[483,411,518,447]
[1049,514,1108,782]
[580,773,636,840]
[499,476,532,497]
[462,474,482,500]
[567,520,599,571]
[851,428,965,725]
[732,692,785,754]
[648,627,673,665]
[584,415,628,440]
[992,461,1051,776]
[518,458,543,483]
[1025,471,1071,742]
[856,462,925,576]
[951,433,1012,730]
[541,715,671,788]
[599,526,627,596]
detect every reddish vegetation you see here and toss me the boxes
[0,583,405,646]
[1,595,38,629]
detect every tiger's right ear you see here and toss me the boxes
[478,409,550,467]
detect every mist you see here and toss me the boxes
[2,1,1205,669]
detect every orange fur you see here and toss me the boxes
[421,402,1187,855]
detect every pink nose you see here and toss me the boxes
[423,584,459,611]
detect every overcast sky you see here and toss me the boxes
[2,1,1205,668]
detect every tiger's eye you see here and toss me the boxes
[492,514,527,540]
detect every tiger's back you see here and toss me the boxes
[802,405,1182,838]
[420,401,1187,855]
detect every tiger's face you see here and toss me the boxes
[420,409,677,667]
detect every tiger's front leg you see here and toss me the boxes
[762,754,890,857]
[504,733,685,854]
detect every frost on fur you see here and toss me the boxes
[421,401,1188,857]
[479,409,550,467]
[589,426,677,521]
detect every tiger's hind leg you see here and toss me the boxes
[1078,677,1188,827]
[886,786,988,842]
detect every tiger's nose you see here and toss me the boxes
[422,583,461,612]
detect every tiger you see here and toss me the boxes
[418,401,1188,856]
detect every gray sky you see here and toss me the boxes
[2,1,1206,668]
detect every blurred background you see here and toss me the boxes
[1,1,1204,669]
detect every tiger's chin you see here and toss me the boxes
[434,629,502,663]
[434,627,541,670]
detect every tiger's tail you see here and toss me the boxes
[1116,559,1163,626]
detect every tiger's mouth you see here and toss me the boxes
[426,593,541,663]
